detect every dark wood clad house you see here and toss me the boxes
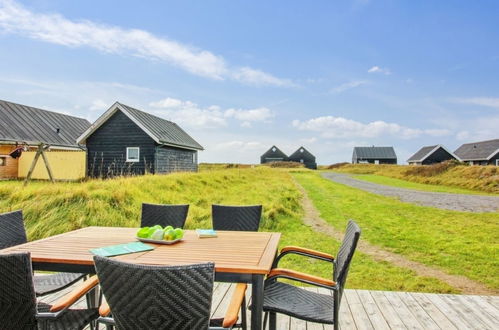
[454,139,499,166]
[288,146,317,169]
[407,145,459,165]
[260,146,288,164]
[77,102,203,177]
[352,146,397,164]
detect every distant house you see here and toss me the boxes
[0,99,90,180]
[454,139,499,166]
[352,146,397,164]
[77,102,203,177]
[407,145,459,165]
[288,146,317,169]
[260,145,288,164]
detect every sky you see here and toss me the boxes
[0,0,498,164]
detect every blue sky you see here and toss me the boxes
[1,0,498,164]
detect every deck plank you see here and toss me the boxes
[423,292,476,329]
[356,290,390,330]
[369,290,407,329]
[344,290,374,330]
[42,281,499,330]
[454,295,499,329]
[407,292,457,330]
[382,291,429,330]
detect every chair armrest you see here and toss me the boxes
[99,301,111,317]
[273,245,334,268]
[49,276,99,312]
[281,246,334,260]
[268,268,336,287]
[222,283,247,328]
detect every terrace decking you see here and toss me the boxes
[42,280,499,329]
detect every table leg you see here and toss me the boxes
[251,274,265,330]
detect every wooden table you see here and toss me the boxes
[1,226,281,330]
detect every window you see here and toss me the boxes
[126,147,140,162]
[272,147,276,152]
[300,159,304,163]
[0,156,5,166]
[192,153,197,164]
[496,159,499,166]
[374,160,380,165]
[300,148,304,153]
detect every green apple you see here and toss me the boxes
[163,228,176,241]
[151,229,164,240]
[173,228,184,240]
[164,225,174,232]
[137,227,150,238]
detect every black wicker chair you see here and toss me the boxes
[0,210,87,296]
[94,256,247,330]
[0,252,99,330]
[211,205,262,232]
[260,220,361,330]
[140,203,189,228]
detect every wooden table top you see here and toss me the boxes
[1,227,281,274]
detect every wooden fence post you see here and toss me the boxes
[23,144,43,186]
[40,145,55,183]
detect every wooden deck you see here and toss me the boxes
[42,281,499,329]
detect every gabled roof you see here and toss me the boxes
[353,146,397,159]
[288,146,315,160]
[77,102,203,151]
[407,145,460,162]
[261,145,288,159]
[454,139,499,161]
[0,99,91,149]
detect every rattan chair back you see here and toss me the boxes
[94,256,214,330]
[212,204,262,231]
[0,252,37,329]
[0,210,28,249]
[140,203,189,228]
[333,220,361,301]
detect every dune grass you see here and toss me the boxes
[350,174,495,195]
[0,168,457,293]
[292,171,499,291]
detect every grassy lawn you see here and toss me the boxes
[349,173,495,195]
[292,171,499,291]
[0,168,455,293]
[333,163,499,194]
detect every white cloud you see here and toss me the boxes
[455,115,499,141]
[368,66,391,75]
[89,99,109,112]
[224,107,274,122]
[233,67,296,87]
[0,0,292,86]
[149,97,275,129]
[452,97,499,109]
[292,116,451,139]
[330,80,368,93]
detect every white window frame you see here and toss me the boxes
[374,160,380,165]
[126,147,140,162]
[496,159,499,166]
[192,153,197,164]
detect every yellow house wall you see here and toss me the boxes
[18,150,86,180]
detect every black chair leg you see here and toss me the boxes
[241,296,247,330]
[269,312,276,330]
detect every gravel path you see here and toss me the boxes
[322,172,499,213]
